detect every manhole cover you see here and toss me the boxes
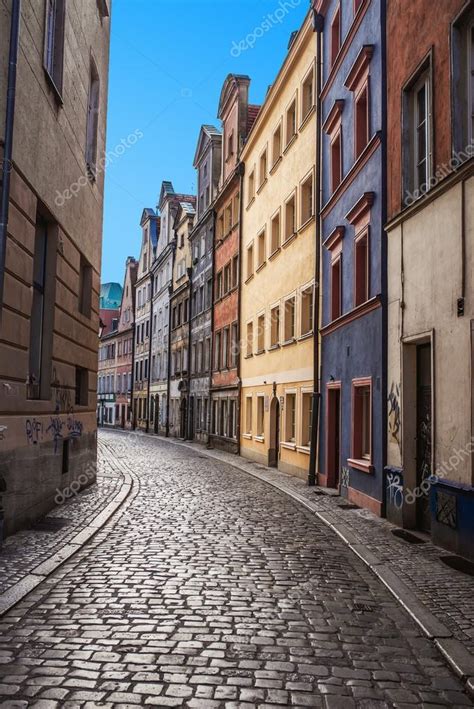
[31,517,71,533]
[440,555,474,577]
[391,528,426,544]
[338,503,359,510]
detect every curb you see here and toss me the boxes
[125,429,474,699]
[0,466,133,618]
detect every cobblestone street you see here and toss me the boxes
[0,430,472,708]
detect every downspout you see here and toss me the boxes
[145,273,153,433]
[236,162,245,455]
[308,9,324,486]
[165,243,176,437]
[187,261,193,440]
[206,211,216,448]
[0,0,21,317]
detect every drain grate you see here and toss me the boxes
[352,602,376,613]
[31,517,71,533]
[440,555,474,577]
[391,528,426,544]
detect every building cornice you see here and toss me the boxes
[344,45,374,90]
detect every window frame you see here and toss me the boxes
[349,377,373,472]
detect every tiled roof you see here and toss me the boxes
[247,104,261,134]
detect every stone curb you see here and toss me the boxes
[0,468,133,618]
[127,430,474,699]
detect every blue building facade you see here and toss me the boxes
[316,0,386,515]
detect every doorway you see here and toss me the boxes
[180,398,187,439]
[268,396,280,467]
[326,384,341,488]
[416,343,432,532]
[154,396,159,434]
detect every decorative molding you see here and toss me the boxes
[321,295,381,336]
[322,99,345,134]
[345,192,375,225]
[323,225,345,251]
[344,45,374,91]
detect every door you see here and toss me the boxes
[154,396,159,434]
[188,396,194,440]
[121,405,125,429]
[268,397,280,467]
[416,343,432,532]
[327,386,341,488]
[180,398,187,439]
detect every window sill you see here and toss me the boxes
[270,157,282,175]
[44,67,64,105]
[244,353,253,359]
[246,197,255,210]
[255,349,265,356]
[268,247,281,261]
[242,433,252,440]
[297,445,311,455]
[282,233,297,248]
[348,457,374,474]
[298,331,313,341]
[282,338,296,347]
[299,215,315,233]
[268,344,280,351]
[281,441,296,450]
[299,105,316,132]
[254,435,265,443]
[283,134,298,154]
[257,178,267,194]
[256,261,266,273]
[245,274,254,284]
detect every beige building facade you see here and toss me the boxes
[239,13,317,480]
[0,0,111,535]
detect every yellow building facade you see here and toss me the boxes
[240,14,317,480]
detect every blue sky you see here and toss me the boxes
[101,0,309,284]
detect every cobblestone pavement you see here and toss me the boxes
[166,434,474,655]
[0,430,471,708]
[0,444,124,594]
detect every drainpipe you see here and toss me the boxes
[145,273,153,433]
[0,0,21,318]
[308,9,324,486]
[206,210,217,449]
[186,261,193,440]
[236,162,245,455]
[165,244,175,437]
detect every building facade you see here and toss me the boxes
[210,76,257,454]
[114,258,137,428]
[97,298,120,427]
[385,0,474,557]
[169,202,195,438]
[240,14,317,480]
[0,0,111,535]
[188,127,222,443]
[315,0,386,515]
[132,209,158,430]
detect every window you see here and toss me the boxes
[224,263,231,294]
[259,148,267,187]
[245,396,253,434]
[285,393,296,443]
[191,343,197,374]
[222,328,229,369]
[285,193,296,241]
[257,229,266,268]
[229,399,237,439]
[248,170,255,204]
[230,322,238,366]
[86,60,100,179]
[256,396,265,437]
[217,213,224,239]
[302,393,312,447]
[28,213,57,400]
[331,256,342,320]
[205,337,211,371]
[214,331,221,370]
[232,255,239,288]
[404,67,432,202]
[270,210,280,254]
[270,305,280,347]
[257,313,265,353]
[354,229,369,306]
[225,204,233,233]
[246,243,254,279]
[284,297,296,342]
[301,286,313,336]
[233,192,240,224]
[216,271,223,300]
[75,367,88,406]
[355,85,369,158]
[453,10,474,154]
[272,123,282,166]
[301,172,314,224]
[286,99,297,145]
[246,321,253,357]
[331,131,342,192]
[78,256,92,317]
[330,5,341,66]
[227,130,234,159]
[302,67,314,119]
[44,0,66,95]
[351,380,372,465]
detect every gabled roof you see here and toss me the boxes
[247,105,261,134]
[158,180,176,209]
[218,74,250,119]
[193,124,222,167]
[140,207,156,227]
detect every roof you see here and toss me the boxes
[247,104,261,134]
[179,201,196,215]
[158,181,176,209]
[99,282,123,310]
[218,74,251,119]
[140,208,156,226]
[193,125,222,167]
[99,308,120,337]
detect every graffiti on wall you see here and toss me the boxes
[388,382,401,452]
[26,413,83,453]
